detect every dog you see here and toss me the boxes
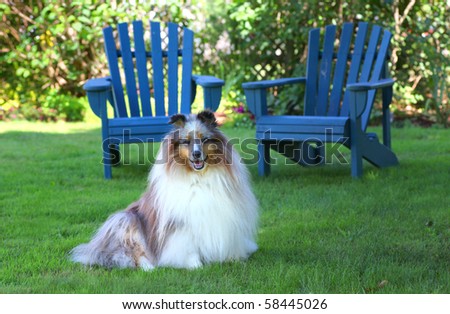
[70,110,258,270]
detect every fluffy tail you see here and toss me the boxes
[70,211,154,270]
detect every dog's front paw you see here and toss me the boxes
[138,256,154,271]
[184,253,203,269]
[245,239,258,255]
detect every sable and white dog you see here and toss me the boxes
[71,110,258,270]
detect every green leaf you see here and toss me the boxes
[82,8,91,17]
[0,3,12,15]
[72,22,82,32]
[78,16,91,24]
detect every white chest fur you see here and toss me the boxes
[149,163,258,266]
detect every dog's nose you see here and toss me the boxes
[192,150,202,159]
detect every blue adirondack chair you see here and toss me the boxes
[84,21,224,179]
[242,22,399,177]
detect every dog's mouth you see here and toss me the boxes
[189,156,208,171]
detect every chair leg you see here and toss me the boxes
[349,90,366,178]
[258,140,271,176]
[102,139,113,179]
[110,143,121,166]
[299,141,323,166]
[104,163,112,179]
[350,135,363,178]
[312,142,325,166]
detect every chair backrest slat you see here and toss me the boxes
[328,22,354,116]
[304,28,320,115]
[340,22,369,117]
[361,30,392,130]
[316,25,336,116]
[103,26,127,117]
[180,28,194,114]
[167,23,179,116]
[133,21,152,116]
[359,25,381,83]
[118,23,140,117]
[150,21,166,116]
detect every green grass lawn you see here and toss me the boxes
[0,120,449,294]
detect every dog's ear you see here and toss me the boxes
[169,114,187,127]
[197,110,218,128]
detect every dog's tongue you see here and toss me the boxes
[193,160,204,169]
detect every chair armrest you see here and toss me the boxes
[83,77,113,117]
[242,77,306,90]
[346,78,394,92]
[347,79,395,120]
[192,75,224,111]
[242,77,306,118]
[192,75,225,88]
[83,77,112,92]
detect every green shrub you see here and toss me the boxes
[0,91,86,122]
[222,103,255,129]
[1,0,448,125]
[198,0,449,127]
[0,0,200,121]
[43,90,86,122]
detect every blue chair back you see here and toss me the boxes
[103,21,194,118]
[304,22,392,130]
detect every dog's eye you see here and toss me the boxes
[202,137,218,144]
[179,139,190,145]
